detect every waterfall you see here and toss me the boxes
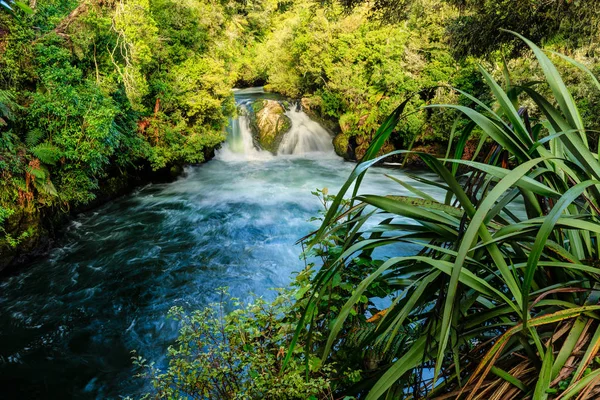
[277,109,334,155]
[217,92,335,160]
[215,109,272,161]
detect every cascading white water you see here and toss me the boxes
[215,110,272,161]
[218,93,334,160]
[278,108,334,155]
[225,117,253,154]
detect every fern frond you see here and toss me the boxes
[0,89,16,121]
[26,129,44,147]
[33,179,58,197]
[31,143,62,165]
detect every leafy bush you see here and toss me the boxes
[134,287,360,399]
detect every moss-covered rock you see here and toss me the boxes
[333,132,351,159]
[250,100,292,154]
[0,206,48,271]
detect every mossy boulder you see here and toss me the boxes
[333,132,351,160]
[250,100,291,154]
[0,207,47,271]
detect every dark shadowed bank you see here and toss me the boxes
[0,158,192,272]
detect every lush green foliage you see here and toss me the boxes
[246,0,466,156]
[135,285,362,399]
[0,0,276,255]
[293,36,600,399]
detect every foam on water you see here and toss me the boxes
[278,108,334,155]
[215,113,273,162]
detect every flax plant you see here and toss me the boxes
[288,32,600,399]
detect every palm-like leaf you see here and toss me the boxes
[292,33,600,399]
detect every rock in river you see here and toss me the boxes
[250,100,291,153]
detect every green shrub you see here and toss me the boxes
[134,287,354,399]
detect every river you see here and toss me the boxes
[0,88,443,399]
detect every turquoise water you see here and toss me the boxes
[0,89,443,398]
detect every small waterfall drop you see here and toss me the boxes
[217,90,335,160]
[277,109,334,155]
[215,110,272,161]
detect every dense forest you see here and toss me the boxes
[3,0,600,398]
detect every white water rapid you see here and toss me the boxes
[278,108,334,155]
[215,112,273,161]
[217,88,334,159]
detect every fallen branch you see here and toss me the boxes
[53,1,90,35]
[32,0,93,43]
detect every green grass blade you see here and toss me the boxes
[504,30,586,145]
[478,65,533,147]
[533,341,554,400]
[490,366,528,392]
[551,317,587,380]
[365,336,428,400]
[385,174,436,201]
[522,181,599,327]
